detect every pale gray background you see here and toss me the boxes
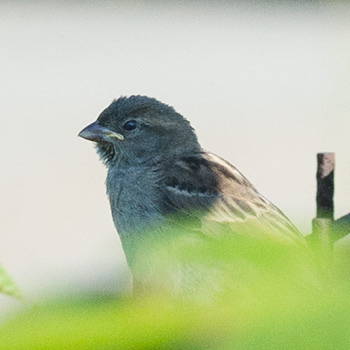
[1,1,350,315]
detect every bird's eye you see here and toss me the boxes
[123,120,137,131]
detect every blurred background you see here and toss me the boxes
[1,1,350,316]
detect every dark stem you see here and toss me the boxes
[316,153,334,220]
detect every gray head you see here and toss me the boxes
[79,96,200,166]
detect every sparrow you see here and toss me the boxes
[79,96,305,271]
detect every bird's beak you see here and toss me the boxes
[78,121,124,142]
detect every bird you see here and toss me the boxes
[79,96,306,293]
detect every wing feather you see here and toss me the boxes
[160,152,304,244]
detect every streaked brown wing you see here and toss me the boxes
[161,152,304,245]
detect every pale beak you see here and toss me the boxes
[78,121,124,142]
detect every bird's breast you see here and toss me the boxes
[106,165,164,236]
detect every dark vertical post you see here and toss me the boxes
[311,153,335,274]
[316,153,335,220]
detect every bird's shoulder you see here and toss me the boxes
[158,151,264,211]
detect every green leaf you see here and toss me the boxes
[0,264,21,299]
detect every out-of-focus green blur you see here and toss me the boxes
[0,265,21,299]
[1,229,350,350]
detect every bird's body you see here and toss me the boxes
[79,95,305,277]
[107,150,300,237]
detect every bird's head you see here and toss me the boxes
[79,95,200,166]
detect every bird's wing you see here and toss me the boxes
[160,152,304,244]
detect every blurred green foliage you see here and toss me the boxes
[0,264,21,299]
[1,231,350,349]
